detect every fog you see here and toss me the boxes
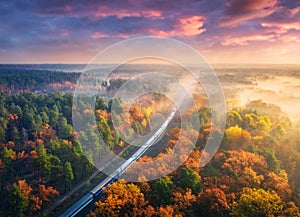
[220,72,300,122]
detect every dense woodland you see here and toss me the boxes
[0,93,96,216]
[0,69,79,94]
[1,69,300,216]
[86,99,300,217]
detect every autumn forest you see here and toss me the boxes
[1,67,300,217]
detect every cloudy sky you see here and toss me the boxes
[1,0,300,64]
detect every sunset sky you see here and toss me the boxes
[1,0,300,64]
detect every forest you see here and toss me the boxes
[0,68,300,216]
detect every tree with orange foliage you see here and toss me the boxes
[89,179,152,217]
[38,124,56,146]
[39,184,59,206]
[263,170,292,201]
[172,188,196,216]
[18,180,42,214]
[221,150,267,192]
[197,187,230,217]
[222,150,267,178]
[157,205,183,217]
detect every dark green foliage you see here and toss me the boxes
[177,167,201,195]
[0,93,94,216]
[64,161,74,192]
[153,176,173,205]
[0,69,79,94]
[7,184,28,217]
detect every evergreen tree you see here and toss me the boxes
[7,184,28,217]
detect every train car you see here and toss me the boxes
[90,173,119,198]
[60,193,93,217]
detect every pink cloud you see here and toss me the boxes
[89,15,207,39]
[220,0,279,27]
[90,32,108,39]
[225,0,277,12]
[90,32,134,39]
[60,29,70,37]
[262,22,300,33]
[279,34,300,43]
[150,16,206,37]
[92,7,162,19]
[221,34,275,46]
[64,4,72,13]
[261,7,300,33]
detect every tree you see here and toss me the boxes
[172,189,196,216]
[1,146,14,178]
[89,179,148,217]
[227,111,242,128]
[153,176,174,205]
[49,104,59,128]
[157,205,182,217]
[198,187,230,217]
[132,121,143,135]
[231,188,284,217]
[35,143,51,178]
[39,185,59,205]
[263,170,292,201]
[176,167,201,195]
[222,150,267,178]
[38,124,56,146]
[57,116,73,139]
[64,161,74,192]
[7,184,28,217]
[225,125,251,150]
[262,150,281,174]
[98,119,115,149]
[152,176,174,204]
[18,180,42,214]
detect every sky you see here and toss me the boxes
[0,0,300,64]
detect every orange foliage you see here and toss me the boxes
[18,180,32,199]
[198,188,230,217]
[222,150,267,176]
[183,149,201,173]
[263,171,292,201]
[30,150,38,159]
[17,151,28,160]
[8,113,18,120]
[0,159,4,171]
[158,205,182,217]
[18,180,42,212]
[172,189,196,215]
[39,185,59,202]
[38,125,56,145]
[90,180,151,217]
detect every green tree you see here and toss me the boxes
[132,121,143,135]
[98,119,115,148]
[41,111,49,125]
[227,111,242,128]
[49,104,59,128]
[57,116,73,139]
[153,176,173,205]
[1,146,14,178]
[7,184,28,217]
[36,143,51,178]
[177,167,201,195]
[263,150,281,174]
[64,161,74,192]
